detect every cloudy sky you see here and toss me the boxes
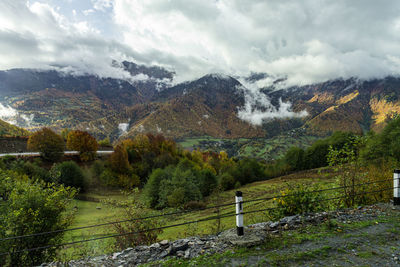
[1,0,400,86]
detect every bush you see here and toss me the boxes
[99,169,119,187]
[361,117,400,162]
[303,140,330,169]
[143,167,173,208]
[117,173,140,189]
[284,147,305,171]
[66,130,98,161]
[51,161,86,190]
[98,137,111,147]
[199,169,218,196]
[269,184,325,220]
[219,172,235,190]
[231,158,264,185]
[91,160,106,179]
[158,166,203,208]
[0,170,76,266]
[103,189,163,250]
[27,128,64,162]
[21,161,51,182]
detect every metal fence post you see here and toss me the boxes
[236,191,244,236]
[394,170,400,206]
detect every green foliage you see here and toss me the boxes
[18,161,51,182]
[230,158,265,185]
[303,140,330,169]
[328,136,391,208]
[219,172,236,190]
[51,161,86,190]
[284,147,305,171]
[361,117,400,162]
[98,137,111,147]
[143,167,173,208]
[99,169,117,187]
[0,118,30,137]
[159,160,203,208]
[90,160,106,179]
[269,184,325,220]
[27,128,65,162]
[103,189,163,250]
[198,169,218,196]
[281,131,360,171]
[0,169,76,266]
[0,157,51,182]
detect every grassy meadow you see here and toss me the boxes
[59,167,338,260]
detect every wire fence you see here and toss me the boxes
[0,177,397,257]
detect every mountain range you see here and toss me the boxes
[0,62,399,146]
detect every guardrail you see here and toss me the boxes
[0,151,113,157]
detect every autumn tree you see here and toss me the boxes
[110,144,131,173]
[66,130,98,161]
[27,128,64,162]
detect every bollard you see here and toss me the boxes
[235,191,244,236]
[394,170,400,206]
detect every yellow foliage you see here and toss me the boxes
[336,90,359,105]
[370,98,400,131]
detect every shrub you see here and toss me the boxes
[91,160,106,179]
[117,173,140,189]
[284,147,305,171]
[328,139,392,208]
[99,169,119,187]
[98,137,111,147]
[361,117,400,162]
[158,166,203,208]
[219,172,235,190]
[303,140,330,169]
[66,130,98,161]
[199,169,218,196]
[0,170,76,266]
[103,189,163,250]
[230,158,264,185]
[269,184,325,220]
[21,161,51,182]
[143,167,173,208]
[27,128,64,162]
[51,161,86,190]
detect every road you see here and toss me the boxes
[0,151,113,157]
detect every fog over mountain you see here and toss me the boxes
[1,0,400,86]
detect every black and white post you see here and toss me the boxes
[394,170,400,206]
[236,191,244,236]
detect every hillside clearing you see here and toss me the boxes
[59,168,338,260]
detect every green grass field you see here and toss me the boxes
[58,168,338,261]
[177,134,321,161]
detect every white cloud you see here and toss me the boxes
[118,122,129,136]
[0,103,34,126]
[237,85,308,126]
[112,0,400,84]
[92,0,113,12]
[83,9,95,16]
[1,0,400,86]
